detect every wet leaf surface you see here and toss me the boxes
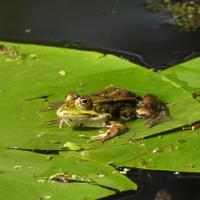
[161,57,200,93]
[72,129,200,172]
[0,149,136,199]
[1,42,200,199]
[0,42,200,151]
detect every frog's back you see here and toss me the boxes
[90,87,138,120]
[90,86,137,100]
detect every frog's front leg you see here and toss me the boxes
[58,118,72,128]
[89,121,128,143]
[59,118,66,128]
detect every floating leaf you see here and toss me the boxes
[1,42,200,151]
[0,149,136,199]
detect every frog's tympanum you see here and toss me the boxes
[54,86,169,143]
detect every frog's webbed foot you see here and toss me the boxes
[89,121,128,143]
[145,116,163,128]
[145,111,171,128]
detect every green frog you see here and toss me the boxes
[56,86,139,143]
[51,86,169,143]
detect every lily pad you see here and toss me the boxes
[1,42,200,151]
[1,41,200,198]
[0,149,136,199]
[161,57,200,93]
[160,57,200,103]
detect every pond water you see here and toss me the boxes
[102,169,200,200]
[1,0,200,199]
[1,0,200,69]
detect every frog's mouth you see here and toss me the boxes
[57,109,111,128]
[56,108,99,119]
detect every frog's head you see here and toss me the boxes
[56,95,111,128]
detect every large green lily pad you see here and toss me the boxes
[1,42,200,151]
[0,149,136,199]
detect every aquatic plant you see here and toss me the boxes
[146,0,200,31]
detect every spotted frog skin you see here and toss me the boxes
[54,87,169,143]
[56,86,139,143]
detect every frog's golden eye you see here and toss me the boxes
[75,96,93,110]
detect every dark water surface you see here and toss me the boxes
[1,0,200,199]
[0,0,200,69]
[102,169,200,200]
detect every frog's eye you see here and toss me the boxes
[75,97,93,110]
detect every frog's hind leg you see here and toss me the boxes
[146,111,171,128]
[146,116,162,128]
[89,121,128,143]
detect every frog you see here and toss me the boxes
[47,87,170,143]
[56,86,140,143]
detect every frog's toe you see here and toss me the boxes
[145,117,160,128]
[59,119,66,129]
[146,112,171,128]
